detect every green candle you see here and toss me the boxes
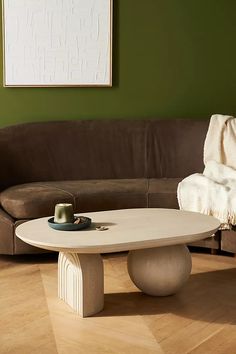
[54,203,74,224]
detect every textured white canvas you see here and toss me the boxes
[3,0,112,86]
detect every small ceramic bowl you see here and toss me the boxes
[48,216,91,231]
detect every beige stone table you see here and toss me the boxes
[16,208,220,317]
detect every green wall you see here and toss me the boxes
[1,0,236,127]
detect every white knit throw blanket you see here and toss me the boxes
[204,114,236,168]
[177,114,236,226]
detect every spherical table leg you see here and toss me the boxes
[127,245,192,296]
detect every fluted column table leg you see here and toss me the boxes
[58,252,104,317]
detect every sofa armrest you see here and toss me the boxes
[0,207,14,254]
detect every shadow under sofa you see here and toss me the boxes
[0,119,226,255]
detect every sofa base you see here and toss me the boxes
[188,231,220,251]
[221,230,236,254]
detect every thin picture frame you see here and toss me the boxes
[2,0,113,87]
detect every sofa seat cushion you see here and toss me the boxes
[148,178,182,209]
[0,179,148,219]
[0,182,74,219]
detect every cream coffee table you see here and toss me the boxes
[16,208,220,317]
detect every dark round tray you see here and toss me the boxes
[48,216,91,231]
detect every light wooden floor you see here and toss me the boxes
[1,251,236,354]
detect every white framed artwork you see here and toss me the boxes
[2,0,112,87]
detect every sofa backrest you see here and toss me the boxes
[147,119,209,178]
[0,119,209,191]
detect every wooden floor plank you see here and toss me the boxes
[40,257,162,354]
[1,252,236,353]
[189,325,236,354]
[0,257,57,354]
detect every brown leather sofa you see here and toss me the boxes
[0,119,226,255]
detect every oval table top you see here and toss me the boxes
[16,208,220,253]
